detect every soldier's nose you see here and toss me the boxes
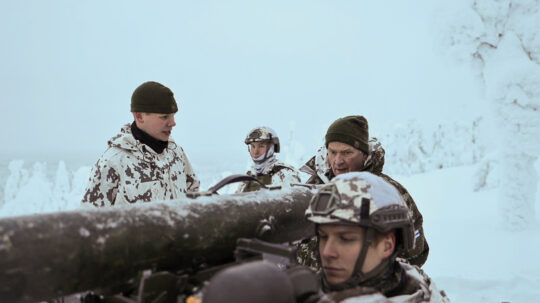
[321,241,337,258]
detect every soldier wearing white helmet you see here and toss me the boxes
[305,172,449,302]
[237,126,301,192]
[202,172,449,303]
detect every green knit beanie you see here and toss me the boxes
[325,115,369,154]
[131,81,178,114]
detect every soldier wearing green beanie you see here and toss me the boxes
[131,81,178,114]
[82,81,199,207]
[325,115,369,154]
[299,115,429,268]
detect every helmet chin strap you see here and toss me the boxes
[353,228,374,278]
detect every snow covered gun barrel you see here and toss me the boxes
[0,186,316,303]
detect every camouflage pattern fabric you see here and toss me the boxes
[305,173,410,227]
[299,138,429,267]
[322,261,450,303]
[299,145,332,184]
[325,286,386,303]
[236,158,301,193]
[82,124,200,207]
[295,237,319,271]
[245,127,278,144]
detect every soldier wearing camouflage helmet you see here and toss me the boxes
[305,172,449,302]
[300,116,429,267]
[237,126,301,192]
[82,81,199,207]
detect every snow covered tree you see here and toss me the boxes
[443,0,540,230]
[380,118,486,176]
[3,160,28,207]
[52,161,70,212]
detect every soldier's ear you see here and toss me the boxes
[133,112,144,123]
[381,232,396,258]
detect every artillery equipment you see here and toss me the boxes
[0,179,317,303]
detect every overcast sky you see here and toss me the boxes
[0,0,484,164]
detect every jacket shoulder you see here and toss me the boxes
[379,174,409,195]
[272,160,298,173]
[395,262,450,303]
[327,286,389,303]
[300,156,317,174]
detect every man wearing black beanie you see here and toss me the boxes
[299,115,429,268]
[82,81,199,207]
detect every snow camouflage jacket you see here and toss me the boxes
[82,124,200,207]
[236,157,301,193]
[299,138,429,267]
[321,261,450,303]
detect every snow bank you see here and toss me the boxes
[399,165,540,303]
[0,160,90,217]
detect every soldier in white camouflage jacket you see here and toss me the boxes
[82,81,199,207]
[236,126,301,193]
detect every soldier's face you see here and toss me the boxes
[134,112,176,141]
[249,142,269,159]
[318,224,390,285]
[327,142,366,176]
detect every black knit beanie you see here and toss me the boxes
[131,81,178,114]
[325,115,369,154]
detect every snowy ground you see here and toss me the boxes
[0,157,539,302]
[399,165,540,303]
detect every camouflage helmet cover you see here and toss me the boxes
[244,126,280,153]
[305,172,414,252]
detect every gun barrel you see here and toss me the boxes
[0,187,315,302]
